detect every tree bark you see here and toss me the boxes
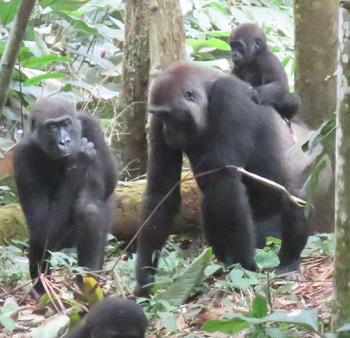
[148,0,186,79]
[294,0,338,127]
[113,0,150,178]
[0,0,36,114]
[333,4,350,335]
[294,0,337,234]
[0,178,201,244]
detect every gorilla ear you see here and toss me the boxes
[30,119,36,132]
[255,38,263,51]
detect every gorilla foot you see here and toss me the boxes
[134,285,150,298]
[276,259,300,274]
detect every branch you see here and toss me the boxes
[0,0,36,114]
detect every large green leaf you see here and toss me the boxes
[203,317,250,334]
[24,72,65,86]
[156,248,212,306]
[0,0,20,25]
[57,11,98,35]
[40,0,89,11]
[187,38,231,52]
[204,309,319,334]
[22,55,71,68]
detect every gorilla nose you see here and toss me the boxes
[58,140,71,153]
[149,109,171,117]
[232,51,242,62]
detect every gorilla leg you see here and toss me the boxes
[277,202,308,272]
[74,194,112,270]
[135,191,181,296]
[28,240,50,294]
[201,174,256,270]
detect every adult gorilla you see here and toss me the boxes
[135,62,320,297]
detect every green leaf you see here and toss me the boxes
[24,72,65,86]
[0,298,18,332]
[40,0,89,11]
[187,38,231,52]
[204,309,318,334]
[255,249,280,269]
[157,248,212,306]
[57,11,98,35]
[0,0,20,25]
[158,312,178,332]
[204,263,221,277]
[250,295,268,318]
[203,317,250,334]
[264,309,319,331]
[228,269,256,289]
[22,55,71,68]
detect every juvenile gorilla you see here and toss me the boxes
[230,23,300,120]
[13,98,117,295]
[135,62,308,296]
[64,297,148,338]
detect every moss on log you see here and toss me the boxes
[0,178,201,244]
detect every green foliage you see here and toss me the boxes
[156,247,213,306]
[203,294,319,336]
[0,298,18,332]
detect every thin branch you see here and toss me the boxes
[109,165,306,271]
[0,0,36,114]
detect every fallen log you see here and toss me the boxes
[0,178,202,244]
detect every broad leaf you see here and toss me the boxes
[157,248,212,306]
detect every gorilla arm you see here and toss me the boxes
[199,171,257,270]
[135,116,183,296]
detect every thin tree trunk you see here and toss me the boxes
[294,0,338,127]
[333,3,350,335]
[113,0,150,178]
[148,0,186,79]
[294,0,337,234]
[0,0,36,114]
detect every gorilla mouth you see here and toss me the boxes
[58,144,72,157]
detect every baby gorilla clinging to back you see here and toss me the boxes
[230,23,301,120]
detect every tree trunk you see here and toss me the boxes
[0,0,36,114]
[0,178,201,244]
[294,0,338,127]
[148,0,186,79]
[113,0,150,178]
[294,0,337,234]
[333,4,350,335]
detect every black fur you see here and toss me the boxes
[64,297,148,338]
[135,62,308,296]
[230,23,301,120]
[13,97,117,295]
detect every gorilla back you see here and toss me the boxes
[135,62,308,296]
[13,97,117,295]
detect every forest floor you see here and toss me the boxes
[0,237,334,338]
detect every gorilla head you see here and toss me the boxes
[148,62,222,149]
[230,23,267,66]
[30,98,82,160]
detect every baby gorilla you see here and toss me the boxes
[64,297,148,338]
[230,23,300,120]
[13,97,117,295]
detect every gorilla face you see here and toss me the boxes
[148,63,220,150]
[30,98,82,160]
[229,23,267,66]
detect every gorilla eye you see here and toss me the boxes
[184,90,195,101]
[47,124,58,132]
[64,119,72,129]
